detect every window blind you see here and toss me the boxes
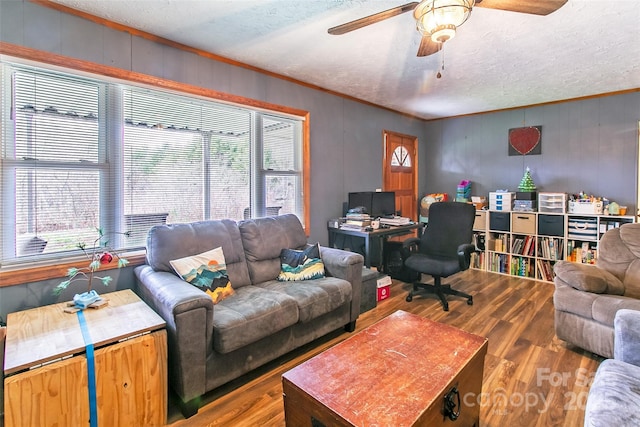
[3,68,105,259]
[1,61,304,266]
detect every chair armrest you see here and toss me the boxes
[134,264,214,402]
[614,309,640,366]
[402,237,421,251]
[553,261,624,295]
[320,246,364,322]
[457,243,476,270]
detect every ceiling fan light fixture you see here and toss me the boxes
[430,24,457,42]
[414,0,474,42]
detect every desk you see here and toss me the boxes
[328,222,422,269]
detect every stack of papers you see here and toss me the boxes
[379,216,411,226]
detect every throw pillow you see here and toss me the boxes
[170,246,235,303]
[278,242,325,281]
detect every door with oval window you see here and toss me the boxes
[383,130,418,220]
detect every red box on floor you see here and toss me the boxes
[376,275,392,302]
[377,285,390,301]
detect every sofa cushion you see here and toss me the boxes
[278,243,325,281]
[146,219,252,288]
[257,276,352,323]
[212,285,299,354]
[554,261,624,295]
[584,359,640,427]
[238,214,308,284]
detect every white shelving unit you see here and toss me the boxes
[473,210,635,282]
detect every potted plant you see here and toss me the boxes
[53,228,129,308]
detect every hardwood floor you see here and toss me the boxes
[166,270,602,426]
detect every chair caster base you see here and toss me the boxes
[405,280,472,312]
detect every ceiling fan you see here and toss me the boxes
[328,0,568,57]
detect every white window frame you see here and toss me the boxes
[1,59,306,267]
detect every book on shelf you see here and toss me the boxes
[523,235,534,256]
[536,259,554,281]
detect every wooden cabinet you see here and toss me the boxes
[3,290,167,427]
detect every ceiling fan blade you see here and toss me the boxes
[328,2,419,35]
[417,35,442,57]
[475,0,567,16]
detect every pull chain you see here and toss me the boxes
[437,44,445,79]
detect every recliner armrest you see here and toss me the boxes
[553,261,624,295]
[614,309,640,366]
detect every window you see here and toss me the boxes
[391,145,411,168]
[1,61,305,266]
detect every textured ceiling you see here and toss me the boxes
[50,0,640,120]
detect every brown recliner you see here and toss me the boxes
[554,223,640,358]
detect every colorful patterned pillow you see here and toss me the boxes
[169,246,234,304]
[277,243,325,281]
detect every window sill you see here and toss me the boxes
[0,250,147,288]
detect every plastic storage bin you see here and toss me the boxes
[538,192,567,213]
[489,192,515,211]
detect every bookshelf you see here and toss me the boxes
[475,211,635,283]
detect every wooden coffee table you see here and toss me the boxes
[3,289,167,427]
[282,310,488,426]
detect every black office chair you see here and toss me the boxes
[404,201,476,311]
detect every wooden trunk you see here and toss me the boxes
[282,310,488,427]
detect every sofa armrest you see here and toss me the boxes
[553,261,625,295]
[614,309,640,366]
[320,246,364,323]
[134,264,214,403]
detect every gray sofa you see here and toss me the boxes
[134,214,364,417]
[554,223,640,358]
[584,309,640,426]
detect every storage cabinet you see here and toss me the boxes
[3,290,167,427]
[475,211,634,282]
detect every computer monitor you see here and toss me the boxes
[347,191,396,217]
[347,192,373,214]
[371,191,396,218]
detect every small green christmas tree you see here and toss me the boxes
[518,167,537,191]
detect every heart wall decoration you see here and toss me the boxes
[508,126,542,156]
